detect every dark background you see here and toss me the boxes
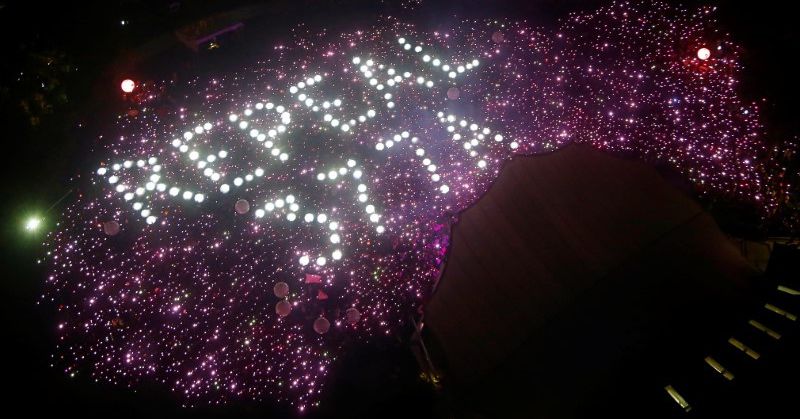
[0,1,797,417]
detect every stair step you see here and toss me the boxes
[763,302,797,322]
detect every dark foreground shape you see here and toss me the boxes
[424,144,778,418]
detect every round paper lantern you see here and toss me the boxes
[275,300,292,317]
[345,307,361,324]
[103,221,120,236]
[313,317,330,334]
[447,87,460,100]
[697,47,711,60]
[491,31,505,44]
[273,282,289,298]
[235,199,250,214]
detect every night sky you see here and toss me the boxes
[1,1,798,417]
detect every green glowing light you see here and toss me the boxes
[25,216,42,232]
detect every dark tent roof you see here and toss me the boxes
[423,144,758,417]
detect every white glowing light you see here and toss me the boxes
[120,79,136,93]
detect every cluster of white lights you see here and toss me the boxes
[170,102,291,194]
[220,165,268,194]
[222,103,292,192]
[375,130,449,193]
[96,157,204,225]
[353,55,434,109]
[99,33,504,263]
[397,37,480,80]
[229,103,291,160]
[253,193,345,267]
[315,159,385,233]
[291,74,377,132]
[436,111,511,165]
